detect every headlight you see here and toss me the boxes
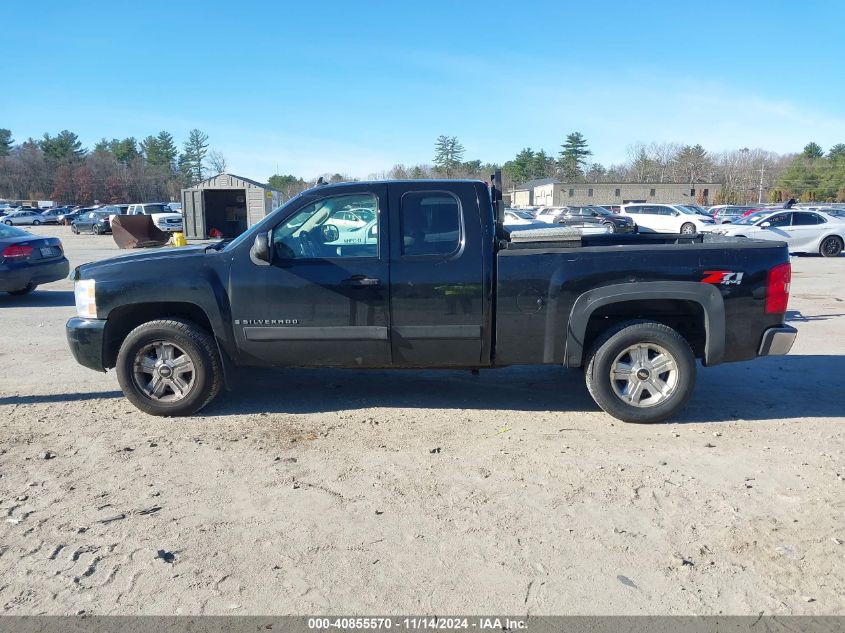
[74,279,97,318]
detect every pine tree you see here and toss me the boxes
[181,129,209,184]
[558,132,591,181]
[0,128,13,156]
[433,135,465,177]
[39,130,86,162]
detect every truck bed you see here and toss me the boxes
[494,233,789,366]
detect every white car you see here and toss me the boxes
[533,207,564,224]
[2,208,47,226]
[706,210,845,257]
[619,203,715,234]
[328,208,375,231]
[126,203,183,232]
[503,210,536,225]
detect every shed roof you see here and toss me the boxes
[189,172,280,191]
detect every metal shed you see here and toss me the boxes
[181,173,282,240]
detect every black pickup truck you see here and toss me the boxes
[66,177,797,423]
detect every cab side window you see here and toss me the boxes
[271,193,378,260]
[400,192,462,257]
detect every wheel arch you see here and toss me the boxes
[564,282,725,368]
[102,302,232,387]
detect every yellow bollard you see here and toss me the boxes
[171,231,187,247]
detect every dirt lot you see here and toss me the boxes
[0,226,843,615]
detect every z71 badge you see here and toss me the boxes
[701,270,744,285]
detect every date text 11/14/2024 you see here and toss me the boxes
[307,617,527,630]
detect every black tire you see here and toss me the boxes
[92,225,100,235]
[3,220,11,225]
[680,222,696,235]
[115,319,222,417]
[603,222,616,233]
[7,283,36,296]
[820,236,843,258]
[72,224,79,234]
[32,219,41,226]
[585,320,696,424]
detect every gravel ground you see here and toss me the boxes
[0,226,843,615]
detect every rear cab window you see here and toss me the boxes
[399,192,462,257]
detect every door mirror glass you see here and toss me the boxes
[251,232,272,264]
[760,221,771,228]
[320,223,340,243]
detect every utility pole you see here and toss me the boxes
[758,164,766,204]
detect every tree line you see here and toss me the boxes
[373,134,845,204]
[0,127,224,204]
[2,125,844,205]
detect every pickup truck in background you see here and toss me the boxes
[66,176,797,423]
[126,203,184,232]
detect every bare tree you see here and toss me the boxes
[206,149,228,175]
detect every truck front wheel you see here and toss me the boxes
[116,319,222,417]
[585,321,696,423]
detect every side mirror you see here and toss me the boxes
[760,222,771,228]
[673,211,681,216]
[320,223,340,243]
[250,232,272,265]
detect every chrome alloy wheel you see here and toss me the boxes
[609,343,679,407]
[132,341,196,402]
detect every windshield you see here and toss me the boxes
[0,224,27,238]
[733,211,771,225]
[677,206,697,215]
[588,206,612,216]
[144,204,171,214]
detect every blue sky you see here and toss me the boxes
[5,0,845,180]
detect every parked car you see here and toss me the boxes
[679,204,712,218]
[72,210,113,235]
[0,223,69,295]
[709,205,758,224]
[706,210,845,257]
[557,206,636,234]
[167,202,182,213]
[534,207,565,223]
[2,208,48,226]
[327,207,375,231]
[619,203,715,234]
[67,178,796,424]
[126,203,183,232]
[503,210,536,226]
[39,207,71,224]
[59,208,91,225]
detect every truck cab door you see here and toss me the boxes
[387,182,489,366]
[228,186,391,367]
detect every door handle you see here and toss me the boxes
[342,276,380,287]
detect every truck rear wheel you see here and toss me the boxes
[115,319,222,417]
[585,321,696,423]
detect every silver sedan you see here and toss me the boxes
[2,209,48,226]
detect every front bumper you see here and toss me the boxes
[758,325,798,356]
[0,257,69,291]
[66,317,107,372]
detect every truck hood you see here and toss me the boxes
[71,244,211,280]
